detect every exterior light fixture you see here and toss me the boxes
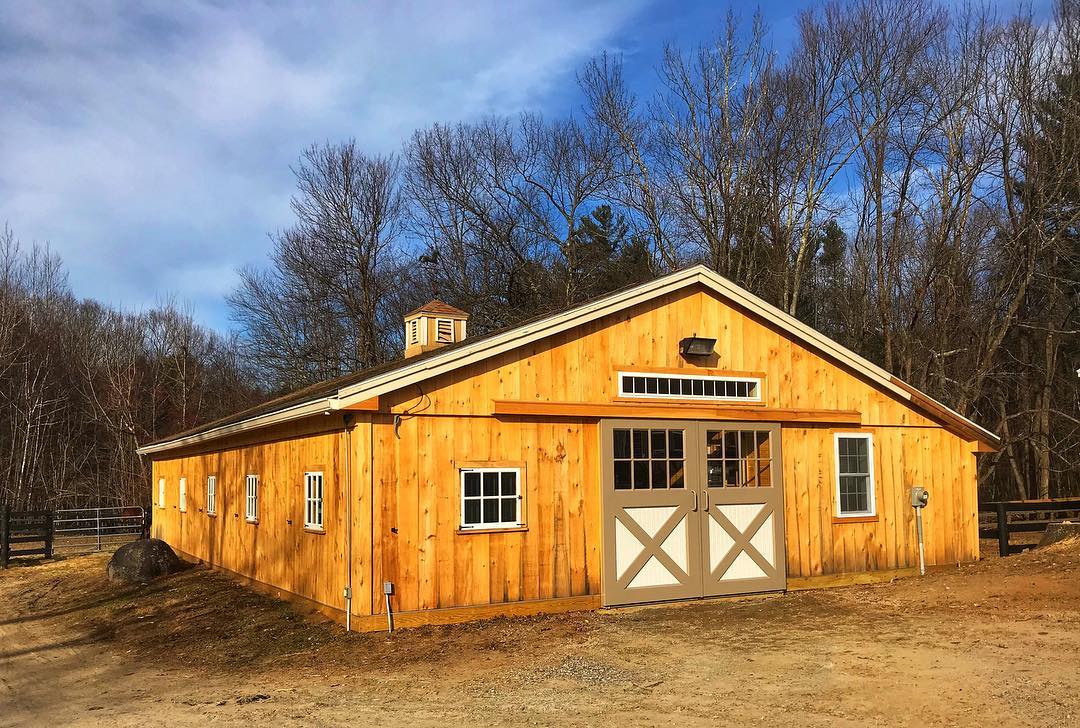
[679,336,716,357]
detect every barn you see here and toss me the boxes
[137,265,1000,630]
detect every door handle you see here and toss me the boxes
[703,491,710,511]
[691,490,698,512]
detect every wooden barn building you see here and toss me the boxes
[138,266,999,630]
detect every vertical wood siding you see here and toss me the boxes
[150,417,363,616]
[149,284,982,618]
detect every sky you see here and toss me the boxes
[0,0,1034,331]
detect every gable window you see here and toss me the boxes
[178,477,187,512]
[460,468,522,530]
[245,474,259,523]
[835,434,876,517]
[618,372,762,402]
[158,478,165,508]
[206,476,217,515]
[435,317,454,343]
[305,471,324,530]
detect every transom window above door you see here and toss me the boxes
[705,429,773,487]
[612,427,686,490]
[618,372,762,402]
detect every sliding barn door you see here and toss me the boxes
[601,420,702,606]
[699,425,786,597]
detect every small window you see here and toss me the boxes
[246,474,259,522]
[460,468,522,530]
[435,318,454,343]
[206,476,217,515]
[612,428,686,490]
[835,434,876,517]
[158,478,165,509]
[305,472,324,530]
[178,477,187,512]
[617,371,762,402]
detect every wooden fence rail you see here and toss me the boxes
[979,499,1080,557]
[0,508,55,568]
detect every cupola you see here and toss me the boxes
[403,300,469,358]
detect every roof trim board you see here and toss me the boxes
[137,265,1000,455]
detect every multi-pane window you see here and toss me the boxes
[158,478,165,508]
[706,430,773,488]
[206,476,217,515]
[179,477,187,512]
[460,468,522,529]
[245,474,259,522]
[435,318,454,343]
[835,434,875,516]
[612,428,685,490]
[305,472,324,530]
[618,372,761,402]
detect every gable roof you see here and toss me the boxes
[137,265,1000,455]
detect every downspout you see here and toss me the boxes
[343,412,356,632]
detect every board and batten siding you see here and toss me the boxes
[368,283,978,609]
[148,282,980,623]
[149,416,371,619]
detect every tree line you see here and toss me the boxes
[1,0,1076,510]
[0,227,261,510]
[232,0,1079,500]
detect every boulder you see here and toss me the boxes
[107,538,183,584]
[1039,521,1080,548]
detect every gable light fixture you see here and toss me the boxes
[679,336,716,357]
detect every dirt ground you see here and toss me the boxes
[2,541,1079,727]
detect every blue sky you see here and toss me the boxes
[0,0,1034,331]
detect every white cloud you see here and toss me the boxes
[0,0,647,328]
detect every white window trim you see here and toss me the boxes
[245,474,259,523]
[617,371,763,402]
[158,478,165,509]
[435,317,454,343]
[178,477,187,512]
[206,475,217,515]
[304,471,324,531]
[833,433,877,518]
[459,467,523,530]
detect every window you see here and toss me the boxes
[245,474,259,522]
[435,318,454,343]
[705,429,773,488]
[835,434,876,517]
[618,372,762,402]
[460,468,522,529]
[612,428,685,490]
[178,477,187,512]
[206,476,217,515]
[158,478,165,508]
[305,472,324,530]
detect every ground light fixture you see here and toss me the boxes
[679,336,716,357]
